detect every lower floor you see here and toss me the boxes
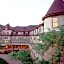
[0,43,29,53]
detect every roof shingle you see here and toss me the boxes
[42,0,64,20]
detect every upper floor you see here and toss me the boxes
[0,23,44,36]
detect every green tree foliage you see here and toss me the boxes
[9,50,33,64]
[39,29,60,52]
[39,25,64,62]
[16,50,33,64]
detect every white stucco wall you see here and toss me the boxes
[44,17,52,32]
[34,29,38,35]
[30,31,34,35]
[40,26,44,33]
[2,30,12,35]
[38,26,44,34]
[58,15,64,25]
[44,15,64,32]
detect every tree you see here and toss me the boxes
[39,25,64,63]
[9,50,33,64]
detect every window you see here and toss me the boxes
[34,29,37,33]
[34,29,36,33]
[18,32,23,35]
[39,27,41,32]
[4,40,8,43]
[34,37,36,40]
[3,32,9,35]
[23,37,26,39]
[52,17,58,27]
[5,27,8,30]
[4,37,8,39]
[13,32,16,34]
[25,32,28,34]
[7,32,9,35]
[16,37,18,39]
[12,37,15,39]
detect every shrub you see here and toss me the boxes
[9,51,17,59]
[16,50,33,63]
[41,61,49,64]
[9,50,33,64]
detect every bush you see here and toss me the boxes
[0,58,8,64]
[9,50,33,64]
[41,60,49,64]
[9,51,17,59]
[22,62,33,64]
[16,50,33,63]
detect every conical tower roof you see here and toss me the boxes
[42,0,64,20]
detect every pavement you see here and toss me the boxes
[0,54,21,64]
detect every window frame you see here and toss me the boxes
[52,17,59,28]
[18,32,23,35]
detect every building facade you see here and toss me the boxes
[42,0,64,32]
[0,0,64,52]
[0,23,44,50]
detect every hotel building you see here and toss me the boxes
[0,0,64,53]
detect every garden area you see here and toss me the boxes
[8,50,34,64]
[30,25,64,64]
[1,25,64,64]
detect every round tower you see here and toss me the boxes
[42,0,64,32]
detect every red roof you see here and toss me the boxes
[0,23,44,36]
[12,25,37,32]
[0,25,36,36]
[42,0,64,20]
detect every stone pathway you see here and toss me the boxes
[0,54,21,64]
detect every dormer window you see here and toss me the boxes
[13,32,16,34]
[25,32,28,34]
[5,27,8,30]
[18,32,23,35]
[52,17,58,28]
[3,32,9,35]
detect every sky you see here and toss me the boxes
[0,0,54,27]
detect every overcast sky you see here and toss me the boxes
[0,0,54,27]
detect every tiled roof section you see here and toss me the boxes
[0,23,44,32]
[0,23,44,34]
[32,23,44,29]
[5,24,10,27]
[25,25,38,31]
[3,24,12,30]
[12,25,37,32]
[0,25,4,31]
[38,23,44,27]
[12,26,25,32]
[42,0,64,20]
[0,24,38,32]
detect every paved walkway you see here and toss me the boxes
[0,54,21,64]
